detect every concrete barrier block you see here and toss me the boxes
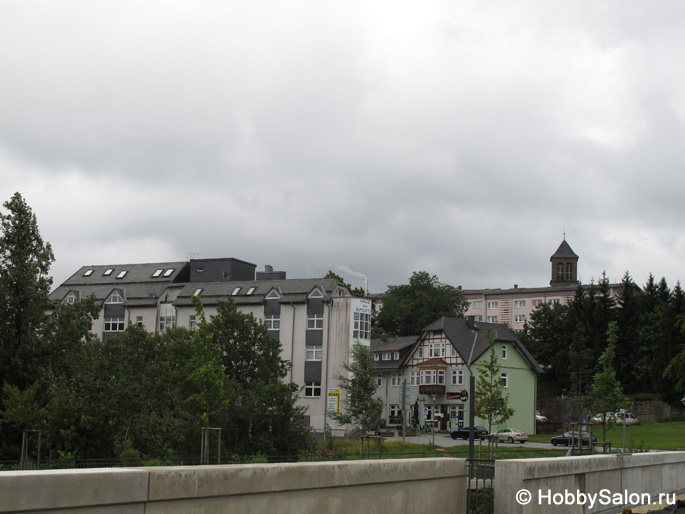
[0,468,148,512]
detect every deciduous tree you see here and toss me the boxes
[375,271,468,337]
[329,341,383,437]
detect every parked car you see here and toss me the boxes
[450,426,489,440]
[535,410,548,422]
[551,431,598,447]
[615,412,638,425]
[495,428,528,444]
[590,412,616,424]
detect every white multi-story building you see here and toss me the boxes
[49,257,371,435]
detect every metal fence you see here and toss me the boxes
[467,458,495,514]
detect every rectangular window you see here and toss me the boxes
[451,369,464,385]
[418,348,424,359]
[451,346,457,357]
[306,345,322,361]
[265,315,280,330]
[409,371,419,386]
[163,268,174,277]
[104,268,113,276]
[353,312,371,339]
[487,316,499,323]
[232,287,241,295]
[189,315,197,331]
[532,299,542,307]
[472,300,483,308]
[391,373,401,386]
[247,287,256,295]
[420,369,445,385]
[382,352,391,361]
[304,381,321,398]
[83,269,93,276]
[104,317,125,331]
[501,373,508,388]
[515,300,526,308]
[152,269,163,277]
[307,314,323,330]
[474,315,483,321]
[389,404,401,419]
[487,301,498,309]
[393,352,400,360]
[514,314,526,322]
[429,342,445,358]
[159,304,175,332]
[374,353,380,361]
[136,316,143,327]
[377,374,382,386]
[116,270,127,279]
[502,345,508,359]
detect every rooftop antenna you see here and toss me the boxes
[187,252,199,261]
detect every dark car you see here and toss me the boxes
[450,426,489,440]
[551,431,598,446]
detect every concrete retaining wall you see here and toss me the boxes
[495,452,685,514]
[0,458,468,513]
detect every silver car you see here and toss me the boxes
[496,428,528,444]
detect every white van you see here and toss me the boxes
[615,411,638,425]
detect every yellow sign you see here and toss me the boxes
[327,388,340,413]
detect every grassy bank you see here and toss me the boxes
[529,421,685,450]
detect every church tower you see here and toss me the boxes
[550,238,579,287]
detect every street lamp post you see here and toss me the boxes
[466,332,479,462]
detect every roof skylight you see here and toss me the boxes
[193,288,203,297]
[83,269,93,276]
[163,269,174,277]
[247,287,256,295]
[232,287,241,295]
[116,270,128,279]
[104,269,113,276]
[152,269,163,277]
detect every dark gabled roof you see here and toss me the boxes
[56,261,188,287]
[370,335,419,371]
[370,335,418,353]
[422,317,542,374]
[551,239,578,260]
[174,278,349,306]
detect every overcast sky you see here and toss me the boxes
[2,1,685,294]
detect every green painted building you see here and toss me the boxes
[372,316,542,435]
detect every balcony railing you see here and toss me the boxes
[419,384,445,396]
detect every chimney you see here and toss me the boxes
[514,284,518,289]
[466,315,476,330]
[380,334,387,343]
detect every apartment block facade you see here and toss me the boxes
[49,257,371,436]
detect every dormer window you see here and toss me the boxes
[83,269,93,277]
[107,291,124,304]
[152,269,163,277]
[104,269,114,276]
[116,270,127,279]
[64,293,77,304]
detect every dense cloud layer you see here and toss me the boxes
[2,0,685,293]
